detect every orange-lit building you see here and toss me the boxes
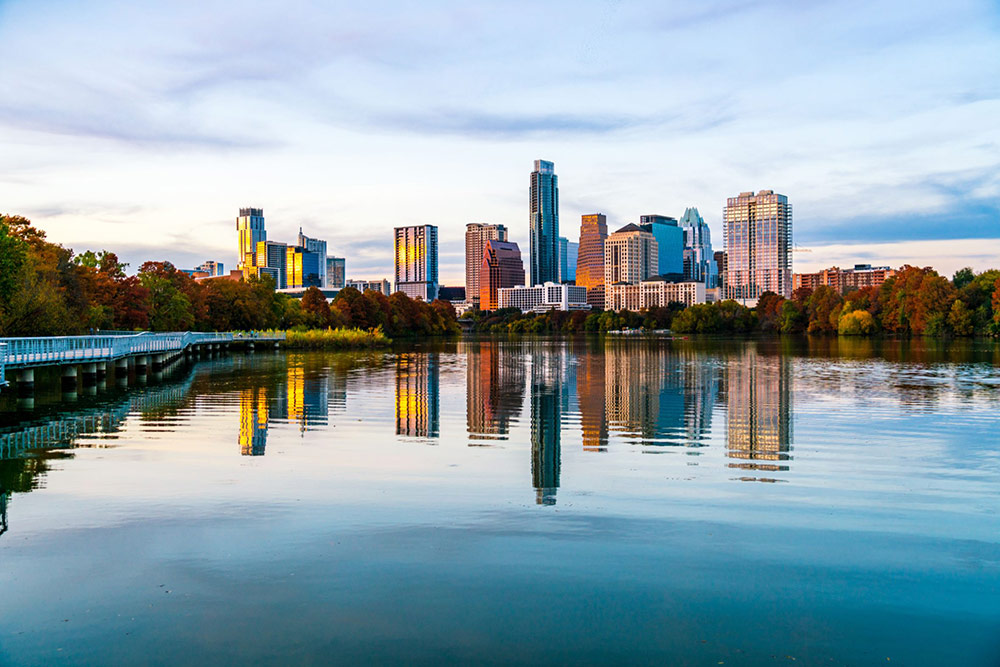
[793,264,896,294]
[479,240,525,311]
[576,213,608,309]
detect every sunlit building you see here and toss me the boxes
[604,224,658,309]
[529,159,560,286]
[605,279,706,311]
[195,260,225,277]
[723,190,792,301]
[679,207,716,286]
[286,246,322,288]
[253,240,288,288]
[792,264,896,294]
[395,353,440,438]
[394,225,439,301]
[466,223,508,307]
[576,213,608,309]
[479,240,525,311]
[297,229,328,287]
[497,282,589,313]
[236,207,266,272]
[639,215,683,276]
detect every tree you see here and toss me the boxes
[300,286,333,328]
[953,267,975,290]
[948,300,973,336]
[838,309,876,335]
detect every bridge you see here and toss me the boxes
[0,331,284,397]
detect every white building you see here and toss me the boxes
[346,279,392,295]
[605,280,706,311]
[498,282,590,313]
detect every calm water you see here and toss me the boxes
[1,337,998,665]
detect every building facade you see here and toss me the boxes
[465,223,508,307]
[529,160,560,286]
[577,213,608,309]
[723,190,792,301]
[326,257,346,289]
[480,240,525,311]
[605,224,659,288]
[252,240,288,288]
[195,260,225,277]
[237,207,266,271]
[639,215,683,276]
[679,207,715,286]
[297,229,328,287]
[345,279,392,295]
[559,237,578,282]
[286,246,322,289]
[498,282,589,313]
[394,225,439,301]
[605,280,706,312]
[792,264,896,294]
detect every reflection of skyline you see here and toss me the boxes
[395,353,440,439]
[530,344,564,505]
[726,348,792,473]
[467,343,525,442]
[576,345,608,451]
[239,387,269,456]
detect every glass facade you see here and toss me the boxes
[529,160,559,286]
[576,213,608,309]
[723,190,792,300]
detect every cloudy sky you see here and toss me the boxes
[1,0,997,284]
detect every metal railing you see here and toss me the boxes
[0,331,285,374]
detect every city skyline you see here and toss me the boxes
[2,1,995,284]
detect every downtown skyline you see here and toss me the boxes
[0,1,997,283]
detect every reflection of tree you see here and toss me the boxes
[530,345,563,505]
[726,347,792,474]
[467,342,525,442]
[395,353,440,439]
[0,452,73,540]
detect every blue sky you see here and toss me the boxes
[1,0,997,283]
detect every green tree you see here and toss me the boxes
[947,300,974,336]
[838,309,876,335]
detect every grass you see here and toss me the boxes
[276,327,392,350]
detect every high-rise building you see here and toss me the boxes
[345,279,392,295]
[714,250,728,293]
[480,240,525,311]
[558,236,578,282]
[297,229,328,287]
[638,215,683,277]
[466,223,508,307]
[394,225,439,301]
[254,241,288,288]
[529,159,559,286]
[723,190,792,301]
[576,214,608,309]
[604,224,659,300]
[326,256,346,289]
[286,246,322,288]
[679,207,715,286]
[237,207,266,270]
[195,260,225,277]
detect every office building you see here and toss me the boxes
[723,190,792,301]
[480,240,526,311]
[252,240,288,288]
[605,279,706,312]
[714,250,728,293]
[326,257,346,289]
[237,207,266,270]
[498,282,589,313]
[466,223,508,307]
[679,207,715,286]
[195,260,225,277]
[287,246,322,289]
[559,236,578,282]
[297,229,328,287]
[577,214,608,309]
[529,160,559,286]
[639,215,683,276]
[793,264,897,294]
[604,224,659,292]
[394,225,439,301]
[345,279,391,295]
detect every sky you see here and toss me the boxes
[1,0,998,285]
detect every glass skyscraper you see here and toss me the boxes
[529,160,559,286]
[723,190,792,300]
[638,214,683,276]
[394,225,439,301]
[679,207,716,286]
[236,207,265,270]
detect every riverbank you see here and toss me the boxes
[277,327,391,349]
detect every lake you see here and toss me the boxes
[1,337,998,665]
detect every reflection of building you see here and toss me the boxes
[0,492,7,538]
[530,346,563,504]
[467,342,525,441]
[480,240,525,311]
[577,213,608,309]
[395,354,440,438]
[723,190,792,300]
[498,282,589,313]
[529,159,560,286]
[238,387,269,456]
[466,223,508,307]
[726,348,792,468]
[273,361,330,432]
[394,225,439,301]
[576,346,608,451]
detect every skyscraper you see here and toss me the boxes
[394,225,439,301]
[577,213,608,309]
[529,159,559,286]
[638,215,683,276]
[297,229,328,287]
[604,224,659,296]
[558,236,578,282]
[256,240,288,288]
[479,240,525,311]
[679,207,716,285]
[326,256,346,289]
[286,246,322,288]
[466,223,508,307]
[723,190,792,300]
[237,207,265,270]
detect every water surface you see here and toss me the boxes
[1,337,998,665]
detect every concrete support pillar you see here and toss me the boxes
[115,358,129,388]
[96,361,107,383]
[248,342,255,353]
[135,355,148,375]
[16,369,34,399]
[151,354,165,373]
[82,363,97,387]
[62,365,78,400]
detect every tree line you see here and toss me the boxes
[0,215,458,337]
[465,264,1000,337]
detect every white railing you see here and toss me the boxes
[0,331,284,373]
